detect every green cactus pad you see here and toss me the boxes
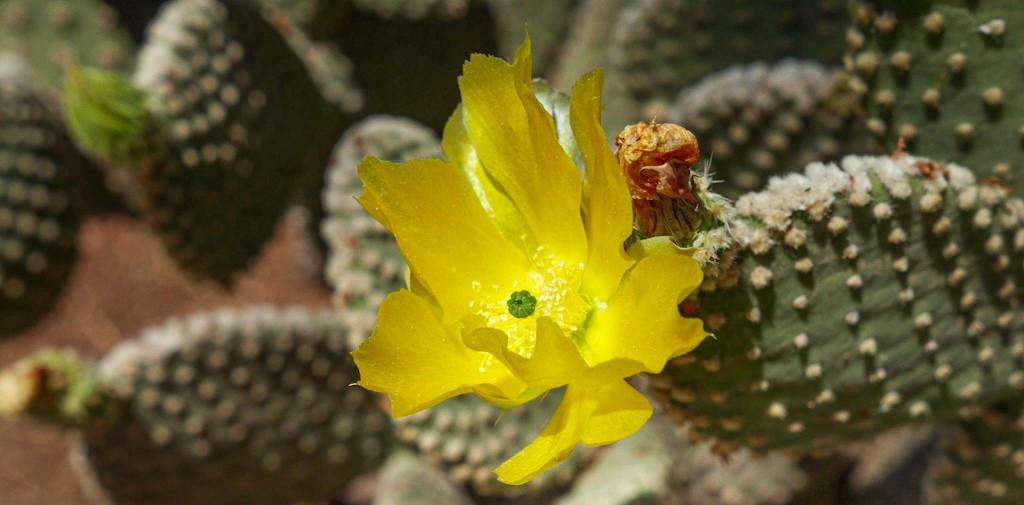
[668,61,860,199]
[604,0,848,129]
[394,389,586,501]
[0,0,134,88]
[0,64,79,337]
[654,154,1024,456]
[321,115,441,343]
[125,0,348,282]
[71,306,391,505]
[846,0,1024,194]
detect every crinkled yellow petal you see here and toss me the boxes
[358,157,531,324]
[353,290,525,417]
[582,254,708,371]
[459,39,586,264]
[463,317,587,389]
[570,68,634,302]
[442,104,530,251]
[495,380,652,485]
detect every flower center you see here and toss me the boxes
[506,290,537,318]
[473,246,591,363]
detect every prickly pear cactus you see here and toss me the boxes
[668,61,860,199]
[0,62,78,337]
[394,389,585,501]
[652,155,1024,456]
[927,406,1024,505]
[846,0,1024,193]
[605,0,848,127]
[69,306,391,505]
[0,0,134,88]
[122,0,348,282]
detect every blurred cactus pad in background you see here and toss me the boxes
[3,1,1024,505]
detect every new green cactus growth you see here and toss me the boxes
[0,0,134,88]
[0,63,79,337]
[66,0,351,282]
[846,0,1024,193]
[651,154,1024,456]
[667,61,861,199]
[3,306,391,505]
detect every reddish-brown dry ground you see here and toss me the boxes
[0,212,335,505]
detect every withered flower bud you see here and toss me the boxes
[615,121,707,241]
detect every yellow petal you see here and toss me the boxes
[570,69,634,301]
[358,157,531,323]
[442,104,530,250]
[353,290,524,417]
[459,42,586,264]
[463,317,587,389]
[495,380,652,485]
[583,254,708,371]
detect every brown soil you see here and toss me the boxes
[0,210,334,505]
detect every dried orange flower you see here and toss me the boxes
[614,121,705,239]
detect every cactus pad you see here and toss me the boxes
[846,0,1024,193]
[72,306,391,505]
[0,65,78,336]
[128,0,348,281]
[654,155,1024,456]
[606,0,848,126]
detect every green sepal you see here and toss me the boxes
[63,63,150,163]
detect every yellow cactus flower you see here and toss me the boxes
[352,37,708,485]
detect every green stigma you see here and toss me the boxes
[506,290,537,319]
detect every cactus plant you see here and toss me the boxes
[0,58,79,337]
[604,0,848,129]
[66,0,352,282]
[667,60,861,199]
[845,0,1024,193]
[1,305,391,505]
[0,0,134,88]
[647,154,1024,457]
